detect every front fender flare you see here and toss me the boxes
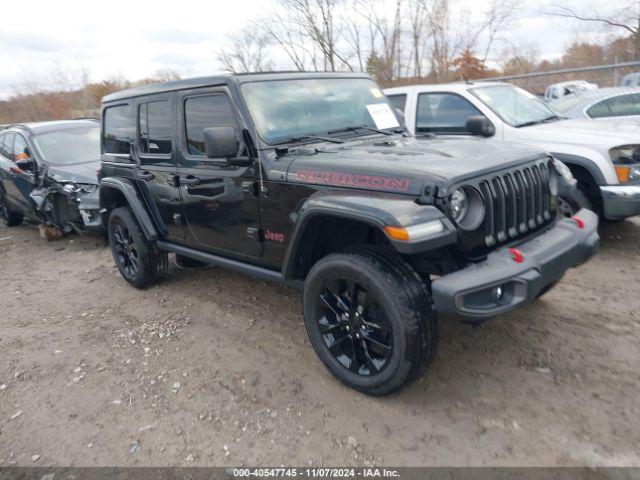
[282,191,456,280]
[551,152,610,185]
[99,177,160,240]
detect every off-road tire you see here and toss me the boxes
[0,191,23,227]
[303,245,438,395]
[557,186,590,218]
[571,170,602,217]
[108,207,168,289]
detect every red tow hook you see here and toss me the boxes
[572,216,585,229]
[508,248,525,264]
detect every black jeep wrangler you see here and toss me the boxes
[99,72,599,395]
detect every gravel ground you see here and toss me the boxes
[0,218,639,467]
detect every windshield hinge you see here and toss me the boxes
[418,184,439,205]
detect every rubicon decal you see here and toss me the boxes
[294,169,411,192]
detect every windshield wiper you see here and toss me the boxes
[327,125,395,136]
[272,134,344,146]
[515,115,563,128]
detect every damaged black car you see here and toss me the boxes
[0,120,103,235]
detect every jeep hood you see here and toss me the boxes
[46,161,100,185]
[515,117,640,149]
[284,136,546,196]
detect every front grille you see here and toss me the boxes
[459,158,556,256]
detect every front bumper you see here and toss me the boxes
[601,185,640,220]
[431,209,599,321]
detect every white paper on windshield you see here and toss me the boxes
[366,103,400,130]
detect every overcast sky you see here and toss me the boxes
[0,0,617,100]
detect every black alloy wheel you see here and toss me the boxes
[317,278,393,376]
[111,219,140,278]
[107,207,168,289]
[303,246,438,395]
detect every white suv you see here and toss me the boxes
[385,82,640,220]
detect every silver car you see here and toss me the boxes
[549,87,640,121]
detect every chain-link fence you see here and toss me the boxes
[482,61,640,96]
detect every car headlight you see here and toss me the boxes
[609,145,640,183]
[450,188,468,222]
[449,187,485,231]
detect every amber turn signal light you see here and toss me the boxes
[615,165,631,183]
[384,226,410,241]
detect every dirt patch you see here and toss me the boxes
[0,219,639,466]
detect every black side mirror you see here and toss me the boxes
[204,127,240,159]
[465,115,495,137]
[15,157,35,172]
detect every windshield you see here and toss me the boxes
[470,85,559,127]
[241,78,400,144]
[33,126,100,165]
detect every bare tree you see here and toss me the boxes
[359,0,403,83]
[280,0,353,71]
[425,0,453,81]
[344,0,367,72]
[407,0,428,78]
[254,11,317,71]
[545,2,640,57]
[217,28,272,73]
[462,0,517,62]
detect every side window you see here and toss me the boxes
[387,94,407,112]
[13,134,32,162]
[416,93,482,133]
[139,100,172,155]
[104,105,134,154]
[184,95,237,156]
[0,133,15,160]
[587,99,613,118]
[601,93,640,117]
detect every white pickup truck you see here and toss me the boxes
[385,82,640,221]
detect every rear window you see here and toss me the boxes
[416,92,481,133]
[387,94,407,112]
[104,105,134,154]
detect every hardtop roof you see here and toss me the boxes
[102,71,373,103]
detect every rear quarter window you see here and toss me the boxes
[104,104,134,154]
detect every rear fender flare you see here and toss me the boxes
[99,177,160,240]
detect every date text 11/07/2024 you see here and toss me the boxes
[231,468,401,478]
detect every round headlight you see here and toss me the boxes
[449,186,485,231]
[450,188,468,223]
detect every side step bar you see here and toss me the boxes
[156,241,302,289]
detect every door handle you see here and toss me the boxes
[138,171,155,181]
[180,176,201,186]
